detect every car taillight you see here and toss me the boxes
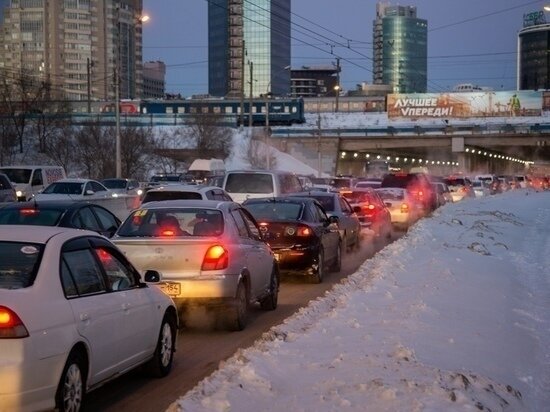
[20,208,39,216]
[401,203,409,213]
[160,229,176,237]
[459,187,467,193]
[0,306,29,339]
[202,245,228,270]
[363,204,375,211]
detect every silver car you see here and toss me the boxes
[112,200,279,331]
[0,173,17,204]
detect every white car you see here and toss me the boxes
[0,226,177,412]
[112,200,279,331]
[34,178,113,201]
[141,184,232,204]
[472,180,492,197]
[375,187,424,230]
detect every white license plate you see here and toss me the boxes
[159,283,181,297]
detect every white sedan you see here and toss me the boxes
[0,226,177,412]
[34,178,114,201]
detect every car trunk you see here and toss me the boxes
[258,220,315,249]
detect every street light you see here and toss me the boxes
[265,65,291,169]
[544,6,550,11]
[334,84,341,112]
[115,10,149,178]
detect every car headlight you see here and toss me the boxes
[137,189,143,196]
[16,190,23,197]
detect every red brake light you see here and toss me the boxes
[202,245,228,270]
[20,209,39,216]
[363,204,375,210]
[297,226,312,236]
[0,306,29,338]
[96,248,112,263]
[161,229,176,237]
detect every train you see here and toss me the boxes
[79,97,306,127]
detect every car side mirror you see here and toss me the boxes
[144,270,161,283]
[85,190,95,196]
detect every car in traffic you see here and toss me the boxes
[380,172,437,212]
[243,196,341,283]
[222,170,303,204]
[101,178,143,197]
[112,200,279,331]
[355,178,382,189]
[0,226,178,412]
[141,184,233,204]
[289,191,361,252]
[375,187,424,230]
[444,176,475,202]
[0,173,17,204]
[471,180,492,197]
[0,200,121,238]
[34,178,113,202]
[340,188,393,240]
[431,182,453,208]
[0,165,66,201]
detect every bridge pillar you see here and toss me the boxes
[451,137,469,173]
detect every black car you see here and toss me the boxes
[0,200,121,238]
[243,197,341,283]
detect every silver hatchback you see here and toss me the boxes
[112,200,279,331]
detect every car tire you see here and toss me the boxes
[226,281,248,331]
[56,350,86,412]
[146,313,176,378]
[310,247,324,284]
[260,265,279,311]
[331,241,342,272]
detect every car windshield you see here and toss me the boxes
[43,182,83,195]
[117,208,224,237]
[245,202,303,221]
[0,168,32,184]
[0,241,43,289]
[142,191,202,204]
[329,178,352,188]
[102,179,127,189]
[225,173,274,194]
[150,175,181,183]
[0,208,63,226]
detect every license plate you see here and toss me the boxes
[159,283,181,297]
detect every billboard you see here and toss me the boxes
[387,91,542,119]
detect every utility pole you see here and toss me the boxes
[87,58,92,113]
[248,60,253,128]
[335,57,340,113]
[265,91,270,169]
[239,40,245,130]
[115,7,122,178]
[317,104,322,177]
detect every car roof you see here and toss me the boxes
[290,191,338,197]
[146,184,224,193]
[0,225,96,243]
[243,196,316,204]
[226,170,296,175]
[0,200,112,211]
[52,178,97,183]
[136,199,234,210]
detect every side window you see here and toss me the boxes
[73,207,101,231]
[339,197,352,214]
[93,247,138,291]
[289,175,302,193]
[239,209,262,241]
[62,249,106,295]
[61,260,78,298]
[31,170,43,186]
[230,209,249,238]
[84,182,93,193]
[91,181,106,192]
[92,206,119,231]
[312,204,328,223]
[205,190,214,200]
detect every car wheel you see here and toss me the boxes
[146,313,176,377]
[226,281,248,331]
[56,350,86,412]
[260,265,279,311]
[330,241,342,272]
[310,247,324,283]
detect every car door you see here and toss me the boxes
[90,181,110,199]
[310,203,339,262]
[91,205,120,238]
[72,206,102,234]
[89,239,158,368]
[60,238,124,385]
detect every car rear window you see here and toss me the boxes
[142,191,202,203]
[444,178,466,186]
[245,202,303,221]
[380,174,414,188]
[0,208,63,226]
[341,191,370,203]
[376,189,404,201]
[0,242,43,289]
[309,196,335,211]
[117,208,224,237]
[225,173,274,194]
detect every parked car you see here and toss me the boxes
[444,176,475,202]
[0,200,121,238]
[0,165,66,201]
[101,178,143,197]
[289,191,361,252]
[0,226,177,412]
[112,200,279,331]
[141,184,232,204]
[0,173,17,204]
[375,187,424,230]
[243,196,341,283]
[34,178,113,202]
[340,188,393,240]
[222,170,303,204]
[380,172,437,212]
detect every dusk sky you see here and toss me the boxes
[142,0,548,96]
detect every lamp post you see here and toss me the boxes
[265,65,291,169]
[115,10,149,178]
[334,84,341,113]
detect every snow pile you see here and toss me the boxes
[172,190,549,412]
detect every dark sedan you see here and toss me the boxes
[243,197,341,283]
[0,200,121,238]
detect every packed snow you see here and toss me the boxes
[170,189,549,412]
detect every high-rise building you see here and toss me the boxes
[517,13,550,90]
[0,0,144,101]
[143,60,166,98]
[372,2,427,93]
[208,0,291,98]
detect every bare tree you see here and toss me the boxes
[42,125,78,174]
[186,104,233,159]
[120,126,155,180]
[151,128,189,173]
[247,129,277,170]
[74,123,116,178]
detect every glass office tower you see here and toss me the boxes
[208,0,290,97]
[373,3,427,93]
[518,24,550,90]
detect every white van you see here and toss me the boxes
[0,165,66,201]
[187,158,226,184]
[222,170,303,204]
